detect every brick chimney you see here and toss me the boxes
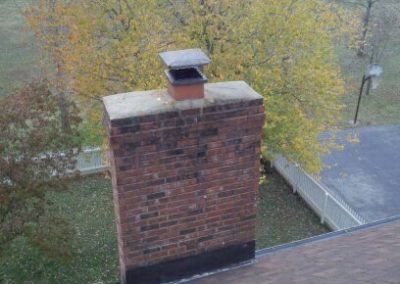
[103,49,264,284]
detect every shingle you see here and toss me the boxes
[188,218,400,283]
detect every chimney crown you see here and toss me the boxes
[160,49,210,101]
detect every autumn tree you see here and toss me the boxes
[25,0,167,145]
[0,81,82,258]
[171,0,357,172]
[26,0,356,173]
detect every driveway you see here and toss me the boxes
[320,124,400,222]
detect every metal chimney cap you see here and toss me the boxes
[159,48,210,70]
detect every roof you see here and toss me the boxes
[187,216,400,283]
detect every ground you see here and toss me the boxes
[338,37,400,127]
[0,172,328,283]
[0,176,119,284]
[256,170,330,249]
[321,124,400,222]
[0,0,38,96]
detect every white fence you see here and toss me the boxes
[75,147,109,175]
[272,155,366,230]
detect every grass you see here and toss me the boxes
[0,0,39,96]
[338,37,400,127]
[0,172,329,283]
[0,175,119,284]
[256,170,330,249]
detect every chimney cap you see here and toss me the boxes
[159,48,210,70]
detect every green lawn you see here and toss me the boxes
[256,170,330,249]
[0,172,329,283]
[339,38,400,127]
[0,0,39,96]
[0,175,119,284]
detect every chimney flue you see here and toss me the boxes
[159,48,210,101]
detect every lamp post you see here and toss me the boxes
[353,64,383,125]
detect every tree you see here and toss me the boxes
[25,0,356,173]
[0,81,82,258]
[347,0,378,57]
[24,0,86,133]
[363,3,399,96]
[25,0,168,145]
[335,0,399,57]
[336,0,400,98]
[171,0,356,172]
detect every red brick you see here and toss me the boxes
[105,93,264,270]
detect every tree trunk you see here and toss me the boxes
[357,0,375,57]
[58,91,71,133]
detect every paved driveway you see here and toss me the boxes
[320,124,400,222]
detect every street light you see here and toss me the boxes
[353,64,383,125]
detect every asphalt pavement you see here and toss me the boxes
[320,124,400,222]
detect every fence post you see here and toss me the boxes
[293,163,299,194]
[273,155,365,231]
[321,192,329,224]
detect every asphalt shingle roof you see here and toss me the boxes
[188,218,400,284]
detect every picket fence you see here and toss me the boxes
[75,147,109,175]
[272,155,366,230]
